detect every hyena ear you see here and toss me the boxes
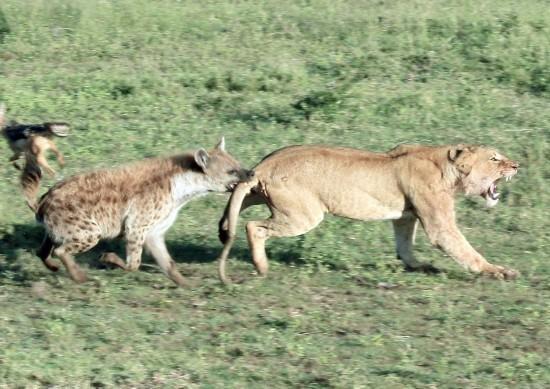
[215,136,226,152]
[194,148,210,170]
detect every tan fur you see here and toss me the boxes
[36,138,252,286]
[0,104,69,210]
[217,144,520,283]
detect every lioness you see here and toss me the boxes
[36,138,252,286]
[217,144,519,283]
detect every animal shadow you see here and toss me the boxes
[0,223,252,279]
[0,223,45,283]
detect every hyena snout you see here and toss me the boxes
[240,169,255,181]
[223,169,254,191]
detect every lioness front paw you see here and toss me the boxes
[484,265,519,280]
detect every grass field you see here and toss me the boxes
[0,0,549,387]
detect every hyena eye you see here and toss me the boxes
[227,169,239,175]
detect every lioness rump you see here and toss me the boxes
[217,144,519,283]
[37,138,252,286]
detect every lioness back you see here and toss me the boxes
[254,145,405,218]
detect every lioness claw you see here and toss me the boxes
[484,265,519,280]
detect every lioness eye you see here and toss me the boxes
[490,156,499,162]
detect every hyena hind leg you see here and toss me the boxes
[37,234,59,272]
[53,238,100,283]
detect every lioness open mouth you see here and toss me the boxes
[483,175,513,207]
[487,181,500,201]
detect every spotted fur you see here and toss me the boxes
[36,138,252,286]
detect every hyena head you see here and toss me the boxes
[194,137,254,192]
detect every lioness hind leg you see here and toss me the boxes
[247,204,324,276]
[393,216,439,273]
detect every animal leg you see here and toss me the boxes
[124,231,146,271]
[9,152,22,170]
[29,136,56,176]
[48,140,65,167]
[100,221,147,272]
[246,194,324,276]
[100,252,126,269]
[9,152,21,162]
[415,194,518,280]
[393,215,438,273]
[145,234,186,287]
[53,237,99,283]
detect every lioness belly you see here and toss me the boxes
[327,194,405,221]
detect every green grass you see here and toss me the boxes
[0,0,549,387]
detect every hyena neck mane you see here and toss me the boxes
[164,154,212,206]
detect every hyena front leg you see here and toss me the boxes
[102,233,146,272]
[145,233,186,287]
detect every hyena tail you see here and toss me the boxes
[37,234,59,272]
[217,178,258,285]
[21,154,43,212]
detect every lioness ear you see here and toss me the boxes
[194,148,210,170]
[448,144,466,162]
[449,144,473,174]
[215,136,226,152]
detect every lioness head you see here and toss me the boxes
[449,145,519,207]
[194,137,254,192]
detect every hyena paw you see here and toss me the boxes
[99,252,126,269]
[69,268,88,283]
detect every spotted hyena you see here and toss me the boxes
[36,137,253,286]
